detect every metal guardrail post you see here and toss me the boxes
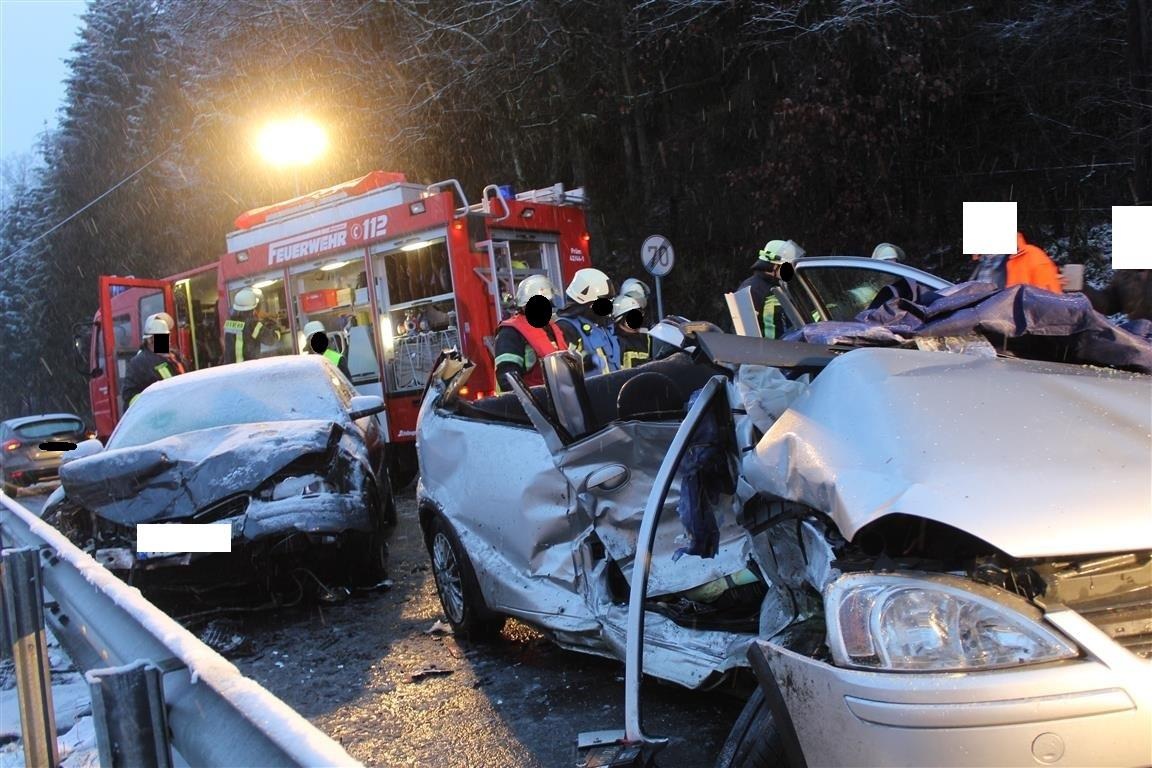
[87,661,173,768]
[0,546,60,768]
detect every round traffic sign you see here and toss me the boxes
[641,235,675,277]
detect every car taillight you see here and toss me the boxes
[3,440,20,452]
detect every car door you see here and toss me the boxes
[787,258,952,323]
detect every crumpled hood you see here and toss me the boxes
[743,348,1152,558]
[61,420,344,524]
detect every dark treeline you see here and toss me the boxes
[1,0,1148,417]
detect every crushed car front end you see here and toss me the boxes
[733,347,1152,767]
[53,419,381,593]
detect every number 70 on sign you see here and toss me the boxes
[641,235,675,277]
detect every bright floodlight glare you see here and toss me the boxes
[256,117,328,168]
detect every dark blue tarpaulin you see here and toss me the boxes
[784,282,1152,374]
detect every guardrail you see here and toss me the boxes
[0,492,362,767]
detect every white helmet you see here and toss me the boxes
[619,278,651,308]
[612,294,643,320]
[150,312,176,332]
[303,320,326,337]
[233,287,261,312]
[515,274,557,308]
[872,242,905,262]
[143,314,170,337]
[565,268,614,305]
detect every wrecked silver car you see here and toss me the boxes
[417,285,1151,766]
[45,356,395,596]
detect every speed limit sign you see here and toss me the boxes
[641,235,675,277]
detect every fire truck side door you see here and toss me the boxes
[94,276,176,435]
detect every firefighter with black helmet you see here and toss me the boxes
[122,313,185,406]
[494,274,568,392]
[556,267,621,376]
[221,286,282,364]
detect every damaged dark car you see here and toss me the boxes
[44,356,395,599]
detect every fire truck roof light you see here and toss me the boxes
[409,201,427,215]
[319,260,349,271]
[520,207,535,219]
[401,240,432,252]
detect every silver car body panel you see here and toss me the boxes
[418,394,755,687]
[761,606,1152,766]
[743,347,1152,558]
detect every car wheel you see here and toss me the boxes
[347,529,389,586]
[427,515,505,641]
[714,688,788,768]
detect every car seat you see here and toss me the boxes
[541,350,596,439]
[616,371,685,421]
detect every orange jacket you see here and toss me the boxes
[1007,233,1063,293]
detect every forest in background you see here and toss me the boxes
[1,0,1149,416]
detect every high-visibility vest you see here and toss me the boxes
[495,314,567,388]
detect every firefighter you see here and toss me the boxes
[737,239,803,339]
[619,277,652,311]
[493,275,568,392]
[221,287,282,364]
[556,267,621,376]
[612,294,651,369]
[302,320,351,378]
[122,314,185,406]
[147,311,192,371]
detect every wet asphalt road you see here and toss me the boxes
[19,487,745,767]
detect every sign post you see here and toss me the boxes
[640,235,675,321]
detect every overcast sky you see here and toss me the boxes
[0,0,86,163]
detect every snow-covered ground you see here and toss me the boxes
[0,628,99,768]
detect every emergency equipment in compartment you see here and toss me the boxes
[76,171,591,484]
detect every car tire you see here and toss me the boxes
[426,515,505,641]
[714,688,788,768]
[347,529,389,586]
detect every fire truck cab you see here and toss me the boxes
[75,171,591,487]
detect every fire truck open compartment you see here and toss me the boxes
[80,171,591,488]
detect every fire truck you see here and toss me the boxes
[74,171,592,486]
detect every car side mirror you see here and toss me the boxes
[349,395,386,421]
[65,438,104,463]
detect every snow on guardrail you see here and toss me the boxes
[0,491,361,767]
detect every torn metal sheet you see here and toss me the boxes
[744,348,1152,558]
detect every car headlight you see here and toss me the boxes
[825,572,1078,672]
[270,473,333,500]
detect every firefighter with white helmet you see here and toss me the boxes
[493,274,568,392]
[556,267,621,376]
[122,313,185,406]
[736,239,804,339]
[301,320,351,378]
[221,285,282,364]
[611,293,650,369]
[619,277,651,309]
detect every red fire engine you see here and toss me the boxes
[75,171,591,485]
